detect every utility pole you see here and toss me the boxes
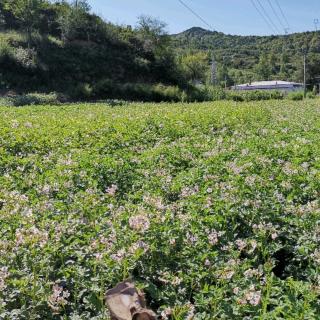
[211,55,217,86]
[314,19,319,31]
[303,53,307,98]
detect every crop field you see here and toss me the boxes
[0,100,320,319]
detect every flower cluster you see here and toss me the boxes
[47,284,70,314]
[0,101,320,319]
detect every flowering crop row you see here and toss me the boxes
[0,100,320,319]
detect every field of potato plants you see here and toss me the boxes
[0,100,320,319]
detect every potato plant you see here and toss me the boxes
[0,101,320,319]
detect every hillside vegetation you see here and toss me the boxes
[0,0,186,101]
[171,27,320,87]
[0,100,320,318]
[1,0,320,102]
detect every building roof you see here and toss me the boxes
[235,80,303,88]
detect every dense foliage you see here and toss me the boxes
[0,0,184,100]
[172,27,320,88]
[1,1,319,101]
[0,100,320,319]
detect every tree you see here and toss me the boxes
[57,0,91,42]
[3,0,46,47]
[255,54,271,80]
[217,63,232,87]
[305,53,320,89]
[135,16,180,84]
[310,34,320,53]
[136,15,169,54]
[279,52,289,79]
[180,52,209,83]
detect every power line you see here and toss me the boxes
[250,0,277,34]
[274,0,290,30]
[256,0,281,34]
[177,0,214,31]
[266,0,287,33]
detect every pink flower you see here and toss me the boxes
[48,284,70,314]
[129,215,150,232]
[161,307,172,320]
[204,259,211,266]
[271,232,278,240]
[219,269,235,280]
[0,267,9,291]
[235,239,247,251]
[106,184,118,196]
[245,290,261,306]
[129,241,149,254]
[111,249,126,263]
[208,231,219,245]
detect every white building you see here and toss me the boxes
[233,80,303,92]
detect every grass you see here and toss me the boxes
[0,100,320,319]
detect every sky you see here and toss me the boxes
[89,0,320,36]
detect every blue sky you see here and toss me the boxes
[89,0,320,36]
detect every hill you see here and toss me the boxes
[0,0,184,101]
[171,27,320,87]
[1,0,320,101]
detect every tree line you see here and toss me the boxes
[0,0,195,100]
[172,27,320,90]
[1,1,319,101]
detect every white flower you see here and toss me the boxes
[186,303,195,320]
[172,276,182,286]
[11,120,19,128]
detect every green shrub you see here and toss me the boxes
[270,90,285,100]
[93,81,184,102]
[210,87,227,101]
[190,86,227,102]
[306,92,316,99]
[287,91,304,101]
[184,88,285,103]
[72,83,93,100]
[1,92,62,106]
[13,47,37,69]
[226,90,284,102]
[93,79,117,98]
[152,84,182,102]
[0,38,13,62]
[0,97,12,106]
[228,92,245,102]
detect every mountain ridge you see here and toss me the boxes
[172,26,318,38]
[170,26,320,86]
